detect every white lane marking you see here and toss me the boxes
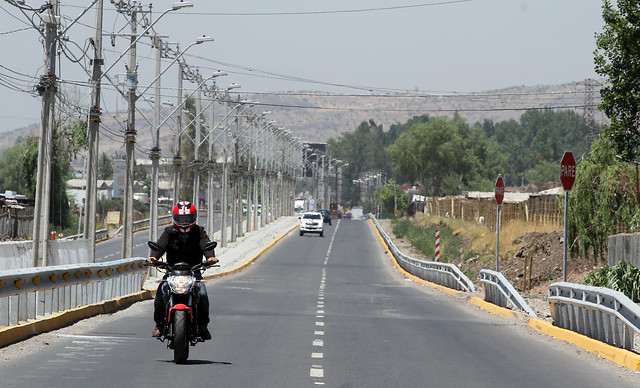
[309,219,341,385]
[310,368,324,378]
[57,334,147,341]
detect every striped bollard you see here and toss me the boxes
[435,229,440,262]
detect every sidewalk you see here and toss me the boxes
[143,216,300,290]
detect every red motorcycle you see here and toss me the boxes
[148,240,217,364]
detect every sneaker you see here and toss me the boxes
[199,325,211,340]
[151,326,162,338]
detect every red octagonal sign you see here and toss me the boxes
[495,176,504,205]
[561,151,576,191]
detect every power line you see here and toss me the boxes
[179,1,472,17]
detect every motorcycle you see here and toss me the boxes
[147,240,218,364]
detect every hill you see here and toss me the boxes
[0,80,604,156]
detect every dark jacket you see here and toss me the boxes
[150,225,216,269]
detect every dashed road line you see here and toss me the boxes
[309,219,341,385]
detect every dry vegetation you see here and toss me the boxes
[379,214,602,319]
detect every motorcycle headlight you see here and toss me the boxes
[168,275,195,294]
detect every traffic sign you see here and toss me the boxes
[560,151,576,191]
[495,176,504,205]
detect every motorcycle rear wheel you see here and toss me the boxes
[173,310,189,363]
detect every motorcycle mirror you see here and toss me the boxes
[203,241,217,251]
[148,241,162,251]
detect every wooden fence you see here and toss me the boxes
[423,195,562,231]
[0,206,34,239]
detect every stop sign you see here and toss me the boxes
[495,176,504,205]
[560,151,576,191]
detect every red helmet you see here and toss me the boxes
[173,201,197,233]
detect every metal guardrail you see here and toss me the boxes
[548,282,640,351]
[66,215,174,240]
[0,258,148,329]
[480,269,537,318]
[65,228,109,241]
[371,216,475,292]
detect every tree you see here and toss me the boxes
[388,116,471,196]
[568,134,640,261]
[377,179,407,216]
[594,0,640,160]
[98,152,113,180]
[0,138,29,194]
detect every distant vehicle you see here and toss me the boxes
[299,212,324,237]
[294,198,306,218]
[319,209,332,225]
[350,207,363,220]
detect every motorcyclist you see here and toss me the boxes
[147,201,219,340]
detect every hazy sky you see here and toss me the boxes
[0,0,605,132]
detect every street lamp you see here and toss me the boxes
[101,1,194,80]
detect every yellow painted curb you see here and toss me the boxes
[368,219,463,298]
[527,318,640,371]
[204,222,298,280]
[0,290,153,348]
[468,296,521,319]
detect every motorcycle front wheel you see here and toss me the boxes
[173,310,189,363]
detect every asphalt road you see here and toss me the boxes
[2,219,640,387]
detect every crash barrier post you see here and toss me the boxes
[0,258,148,329]
[371,215,475,292]
[548,282,640,351]
[479,269,537,318]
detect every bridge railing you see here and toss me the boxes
[371,216,475,292]
[0,258,148,329]
[548,282,640,351]
[480,269,537,318]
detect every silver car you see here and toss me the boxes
[299,212,324,237]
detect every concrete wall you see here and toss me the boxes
[0,241,32,270]
[0,239,91,270]
[608,233,640,268]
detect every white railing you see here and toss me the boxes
[480,269,537,318]
[0,258,148,329]
[371,216,475,292]
[548,282,640,351]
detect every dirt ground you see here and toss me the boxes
[377,218,601,321]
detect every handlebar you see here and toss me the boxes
[150,261,219,271]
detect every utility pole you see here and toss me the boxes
[173,61,184,204]
[122,5,138,259]
[32,0,59,267]
[206,93,216,237]
[221,103,229,247]
[84,0,104,262]
[193,87,203,214]
[149,35,162,244]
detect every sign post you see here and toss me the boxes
[494,175,504,272]
[560,151,576,281]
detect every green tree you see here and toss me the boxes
[16,120,88,232]
[0,138,30,193]
[377,179,407,216]
[98,152,113,180]
[388,116,470,196]
[490,109,593,187]
[594,0,640,160]
[327,119,392,206]
[568,134,639,261]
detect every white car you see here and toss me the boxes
[299,212,324,237]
